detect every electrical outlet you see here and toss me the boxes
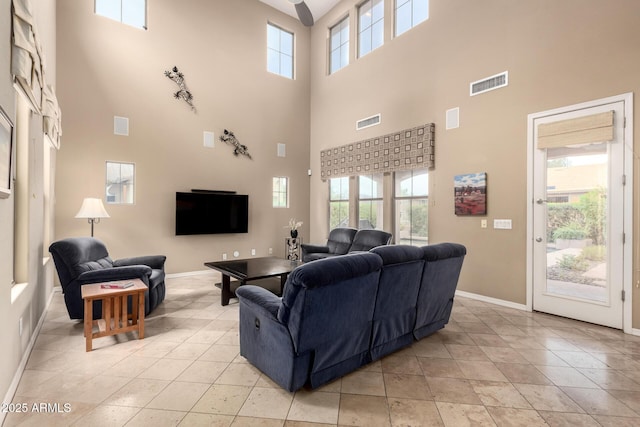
[251,249,256,256]
[481,219,487,229]
[222,253,227,260]
[269,248,273,255]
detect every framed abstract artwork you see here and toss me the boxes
[0,105,14,199]
[454,172,487,215]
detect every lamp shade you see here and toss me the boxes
[75,198,110,219]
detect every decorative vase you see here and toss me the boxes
[290,229,298,239]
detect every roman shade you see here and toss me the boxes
[537,111,614,149]
[11,0,62,148]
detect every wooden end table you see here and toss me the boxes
[81,278,147,352]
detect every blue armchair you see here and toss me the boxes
[49,237,166,319]
[301,227,358,262]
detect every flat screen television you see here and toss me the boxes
[175,191,249,235]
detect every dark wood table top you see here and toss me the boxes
[204,257,301,281]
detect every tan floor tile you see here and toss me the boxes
[178,412,234,426]
[493,362,552,385]
[437,331,476,346]
[237,387,293,419]
[514,349,569,367]
[435,402,496,427]
[426,377,482,404]
[132,340,182,358]
[470,380,531,409]
[215,363,261,387]
[184,329,226,344]
[388,398,443,426]
[512,384,584,412]
[591,414,640,426]
[103,378,171,407]
[287,391,340,424]
[199,344,240,362]
[125,408,186,426]
[488,324,529,337]
[559,387,638,416]
[418,357,466,379]
[578,368,640,391]
[535,365,599,388]
[380,353,423,375]
[338,394,390,427]
[480,346,529,364]
[411,341,452,358]
[146,381,210,411]
[607,390,640,412]
[71,404,140,426]
[191,384,252,415]
[230,417,285,426]
[456,360,509,382]
[164,342,212,360]
[468,333,511,348]
[138,358,193,381]
[176,360,229,383]
[445,344,490,361]
[283,421,335,427]
[105,355,162,378]
[341,369,386,396]
[383,373,431,400]
[457,322,495,334]
[538,411,600,427]
[553,351,610,369]
[486,407,546,426]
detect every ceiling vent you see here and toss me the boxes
[470,71,508,96]
[356,114,381,130]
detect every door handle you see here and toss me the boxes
[536,199,547,204]
[536,237,543,242]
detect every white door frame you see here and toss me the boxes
[526,93,634,333]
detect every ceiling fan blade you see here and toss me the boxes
[294,1,314,26]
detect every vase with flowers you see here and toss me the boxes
[285,218,303,239]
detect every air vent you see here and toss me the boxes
[356,114,381,130]
[470,71,508,96]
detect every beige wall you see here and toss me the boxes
[55,0,311,273]
[309,0,640,327]
[0,0,57,407]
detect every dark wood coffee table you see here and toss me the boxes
[204,257,301,305]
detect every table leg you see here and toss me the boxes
[280,273,289,296]
[138,290,145,339]
[84,298,93,352]
[221,274,231,306]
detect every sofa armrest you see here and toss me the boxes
[300,244,330,254]
[76,265,152,285]
[114,255,166,270]
[236,285,282,319]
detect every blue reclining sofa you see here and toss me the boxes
[236,242,466,392]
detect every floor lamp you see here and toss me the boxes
[75,198,110,237]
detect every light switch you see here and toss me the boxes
[494,219,512,229]
[481,219,487,228]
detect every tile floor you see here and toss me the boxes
[4,273,640,426]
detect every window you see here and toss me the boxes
[358,174,384,229]
[106,161,135,204]
[329,177,349,229]
[359,0,384,58]
[395,0,429,37]
[273,177,289,208]
[95,0,147,29]
[267,23,294,79]
[394,169,428,245]
[330,16,350,74]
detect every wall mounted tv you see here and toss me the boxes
[175,191,249,235]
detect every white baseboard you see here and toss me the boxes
[455,290,529,312]
[166,270,217,279]
[631,328,640,337]
[1,288,56,424]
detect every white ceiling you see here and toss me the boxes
[258,0,342,23]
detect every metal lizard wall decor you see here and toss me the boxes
[219,129,252,159]
[164,66,196,112]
